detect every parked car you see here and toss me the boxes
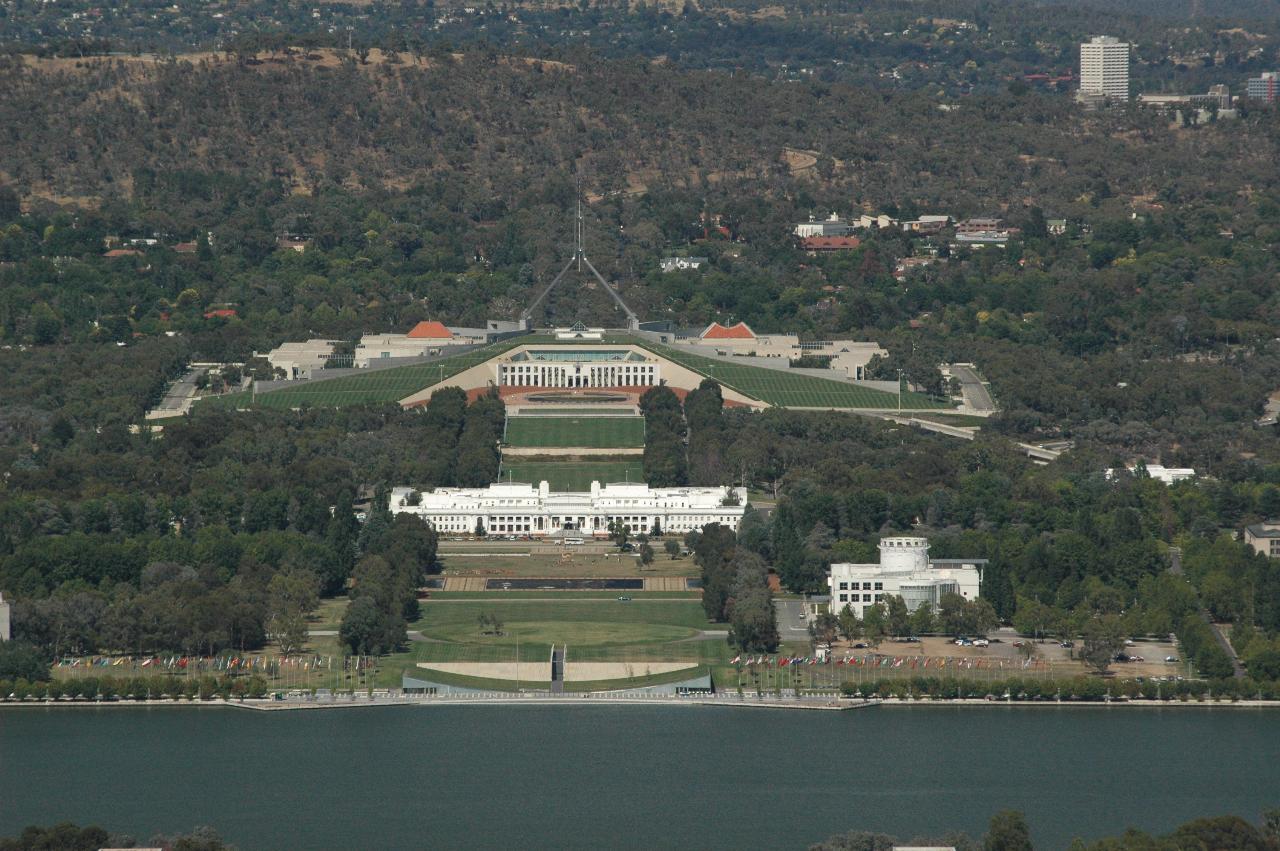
[973,638,990,648]
[617,596,632,602]
[1164,655,1180,663]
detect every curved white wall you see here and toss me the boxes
[878,536,930,572]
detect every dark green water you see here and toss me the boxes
[1,705,1278,850]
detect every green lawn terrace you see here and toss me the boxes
[191,332,953,413]
[498,461,645,491]
[503,415,645,448]
[639,341,948,411]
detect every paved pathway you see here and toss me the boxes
[1168,546,1245,678]
[774,600,810,641]
[949,364,996,413]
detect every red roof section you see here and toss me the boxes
[204,309,237,319]
[801,236,862,250]
[406,320,454,339]
[702,321,755,340]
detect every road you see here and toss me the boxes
[146,367,206,419]
[774,600,811,641]
[948,364,996,413]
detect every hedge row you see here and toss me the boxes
[0,675,269,701]
[1176,615,1236,679]
[838,675,1280,701]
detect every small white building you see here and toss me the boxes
[354,321,488,367]
[667,322,886,381]
[389,481,748,537]
[794,214,853,238]
[853,213,899,230]
[263,339,340,380]
[828,537,984,618]
[1106,464,1196,485]
[660,256,709,273]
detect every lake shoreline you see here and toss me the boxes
[3,695,1280,711]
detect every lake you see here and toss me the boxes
[1,705,1278,849]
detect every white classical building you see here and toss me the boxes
[496,347,661,388]
[389,481,748,537]
[828,537,984,618]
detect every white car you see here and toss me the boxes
[973,639,990,648]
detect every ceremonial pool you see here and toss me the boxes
[1,705,1277,849]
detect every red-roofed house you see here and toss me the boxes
[660,320,885,380]
[354,320,489,367]
[104,248,144,258]
[701,322,756,340]
[406,320,454,339]
[204,309,238,319]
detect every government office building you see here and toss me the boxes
[1079,36,1130,101]
[828,537,984,618]
[389,481,748,537]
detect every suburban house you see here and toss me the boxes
[660,256,709,273]
[901,215,952,234]
[1245,521,1280,558]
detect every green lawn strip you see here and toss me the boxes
[425,590,700,600]
[909,414,990,427]
[512,407,637,416]
[413,599,716,638]
[497,460,645,490]
[504,416,645,448]
[564,665,712,692]
[194,338,528,411]
[402,667,552,691]
[634,341,950,410]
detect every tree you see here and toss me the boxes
[984,810,1033,851]
[265,567,320,656]
[809,611,840,647]
[696,523,738,622]
[885,595,910,637]
[909,602,935,636]
[608,518,630,550]
[1080,615,1126,675]
[0,640,51,681]
[664,539,681,559]
[339,596,385,655]
[726,552,778,652]
[939,593,970,636]
[639,542,655,566]
[837,604,862,641]
[861,602,887,649]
